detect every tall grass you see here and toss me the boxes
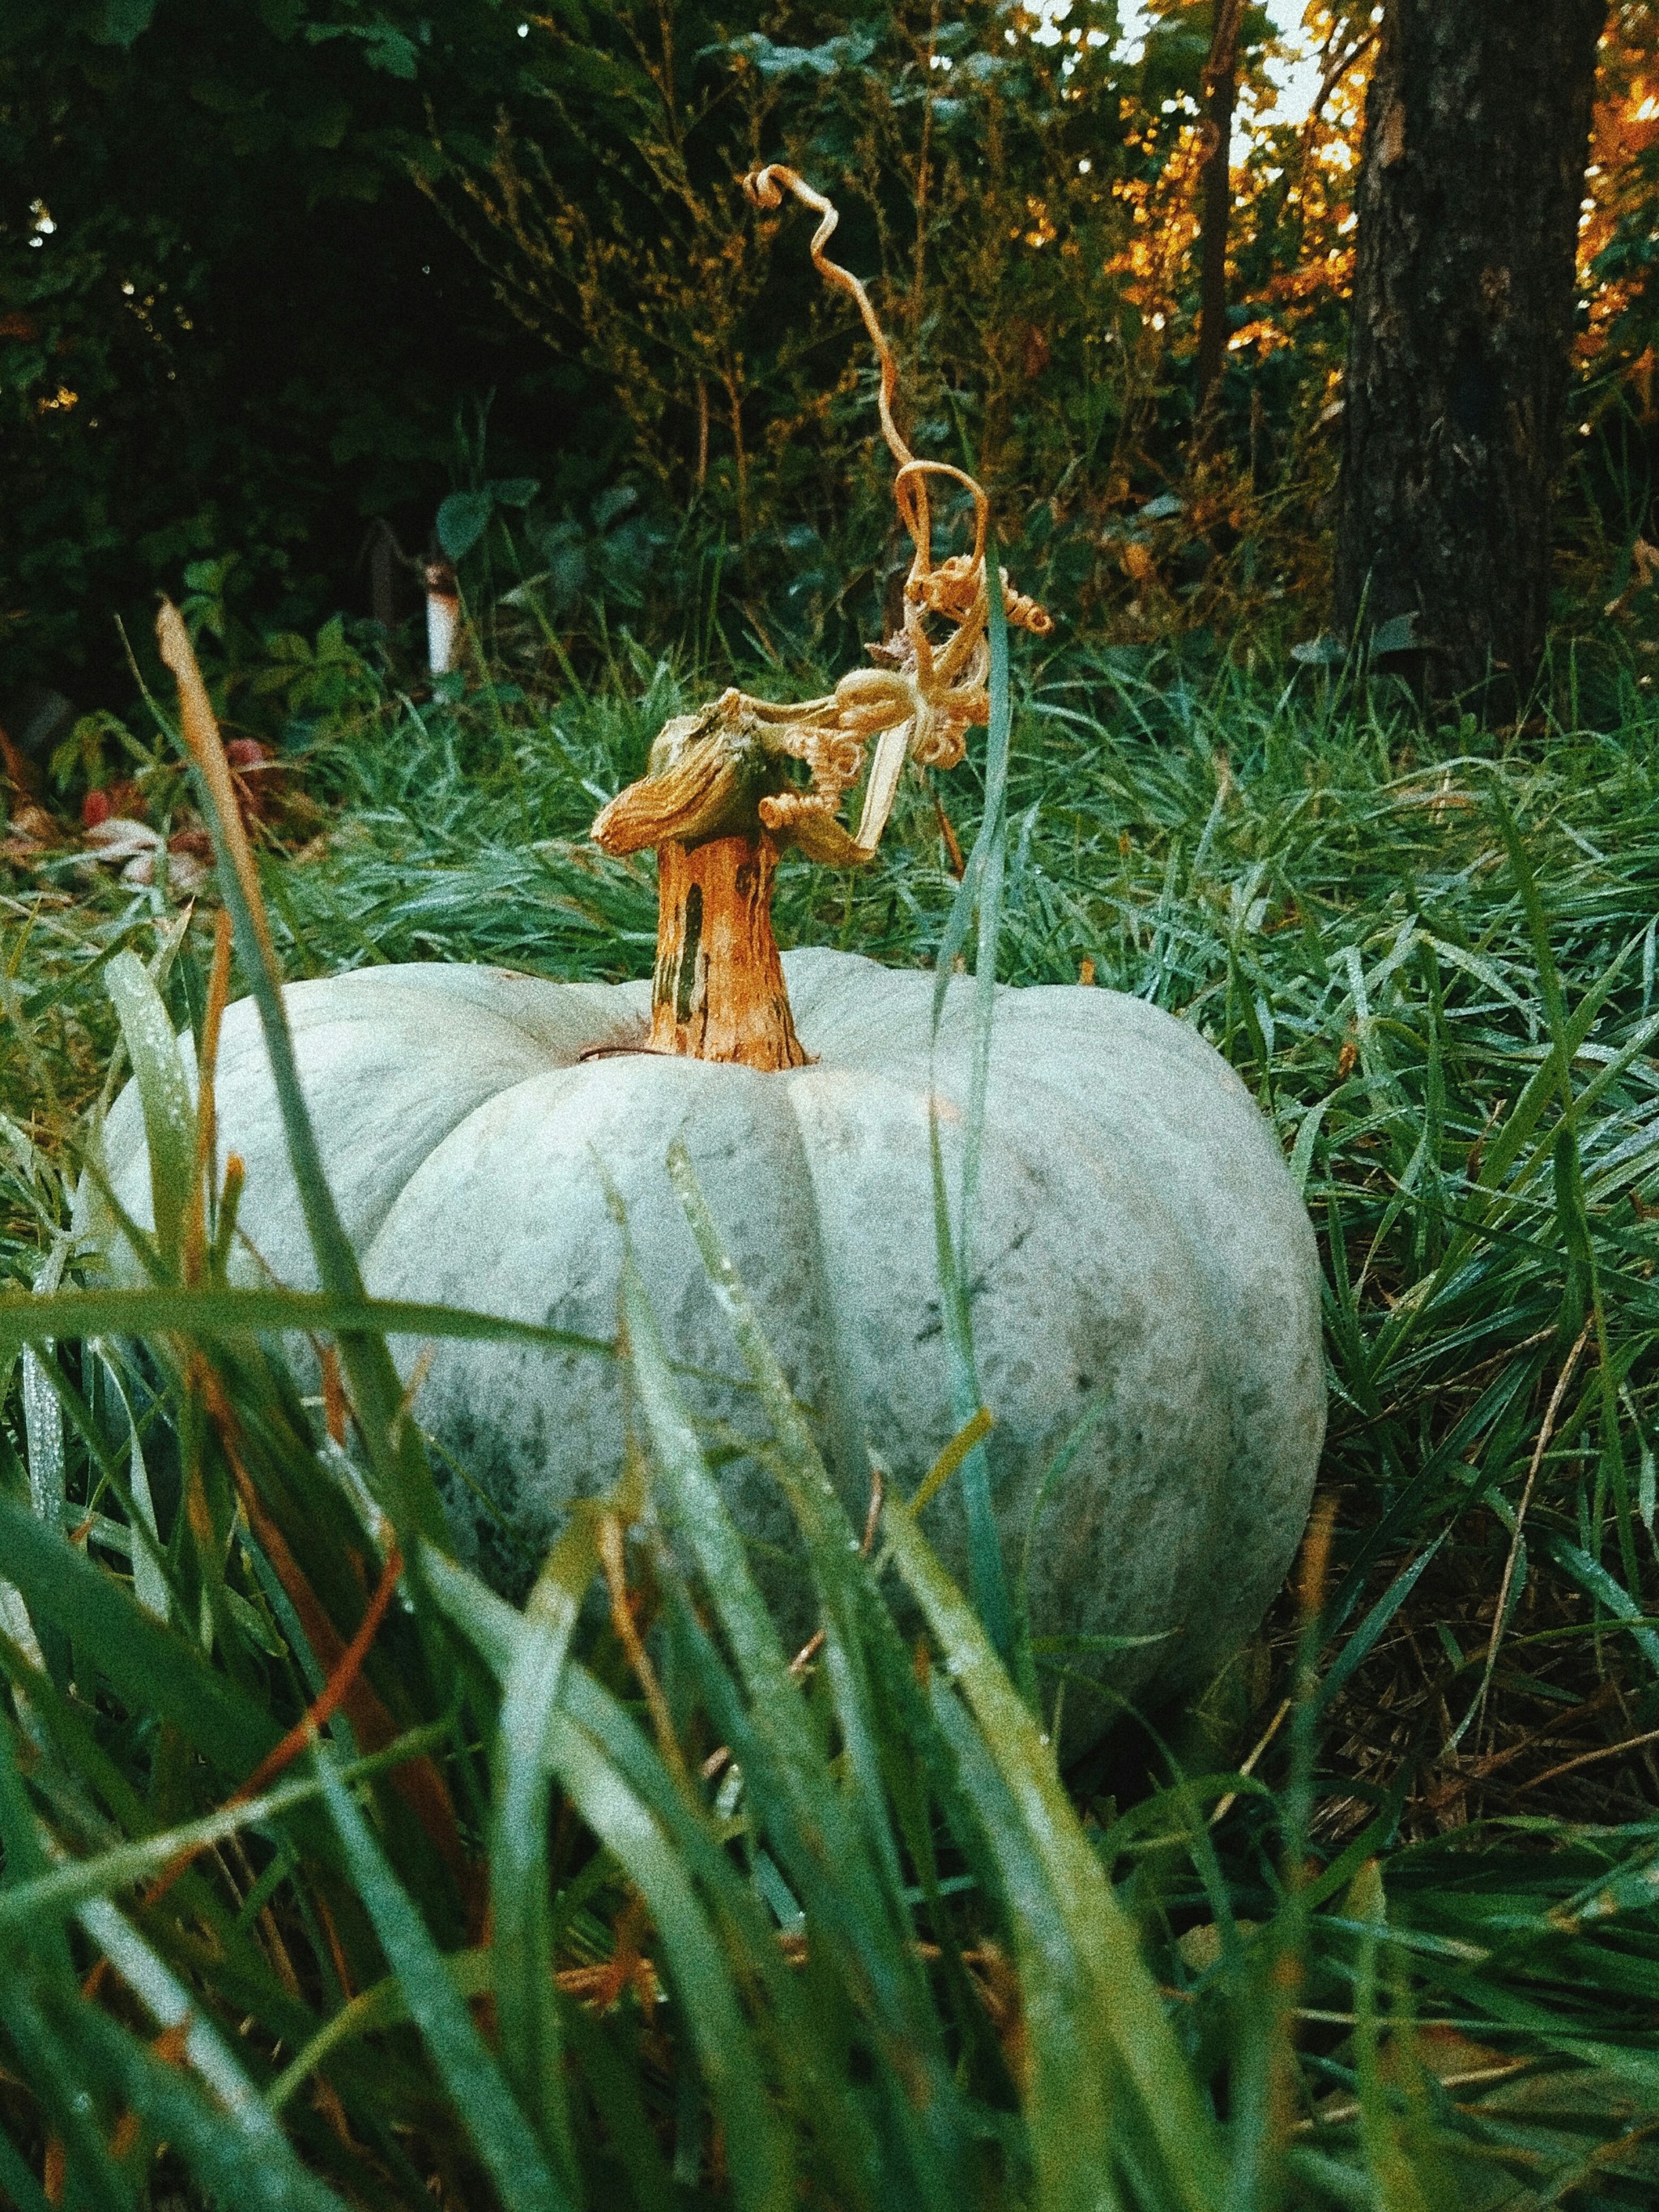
[4,629,1659,2205]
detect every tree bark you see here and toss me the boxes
[1195,0,1244,423]
[1334,0,1607,709]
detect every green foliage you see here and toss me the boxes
[177,556,390,737]
[0,0,551,698]
[2,0,1385,714]
[10,0,1650,729]
[424,0,1171,634]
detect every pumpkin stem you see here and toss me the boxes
[650,832,806,1070]
[589,173,1055,1074]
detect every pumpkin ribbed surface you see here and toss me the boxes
[89,946,1324,1736]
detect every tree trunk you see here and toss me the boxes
[1333,0,1607,709]
[1195,0,1244,424]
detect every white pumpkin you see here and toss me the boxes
[89,943,1324,1730]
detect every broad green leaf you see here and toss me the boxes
[96,0,159,46]
[437,490,494,561]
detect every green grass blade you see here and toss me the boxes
[265,1948,502,2120]
[491,1515,599,2193]
[881,1493,1230,2212]
[618,1241,819,1784]
[91,1346,169,1620]
[666,1144,940,1906]
[0,1718,77,2002]
[104,948,195,1272]
[921,533,1015,1659]
[629,1184,902,1904]
[50,1996,347,2212]
[966,519,1013,1226]
[1542,1536,1659,1676]
[545,1705,794,2212]
[560,2007,676,2208]
[0,1724,450,1940]
[424,1545,864,2193]
[923,1680,1125,2212]
[420,1542,521,1680]
[422,1548,825,2022]
[316,1743,574,2212]
[1313,1534,1448,1715]
[0,1488,280,1783]
[20,1245,68,1548]
[0,1283,614,1360]
[0,1985,134,2212]
[17,1336,66,1688]
[926,1109,1013,1659]
[158,606,448,1553]
[394,1539,842,2200]
[76,1891,301,2156]
[622,1234,969,2208]
[0,2119,52,2212]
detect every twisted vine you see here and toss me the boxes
[593,166,1052,872]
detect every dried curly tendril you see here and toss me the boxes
[591,164,1053,875]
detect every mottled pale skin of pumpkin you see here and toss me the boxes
[82,947,1324,1751]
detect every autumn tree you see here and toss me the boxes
[1334,0,1609,707]
[1194,0,1246,421]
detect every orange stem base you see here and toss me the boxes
[650,834,806,1071]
